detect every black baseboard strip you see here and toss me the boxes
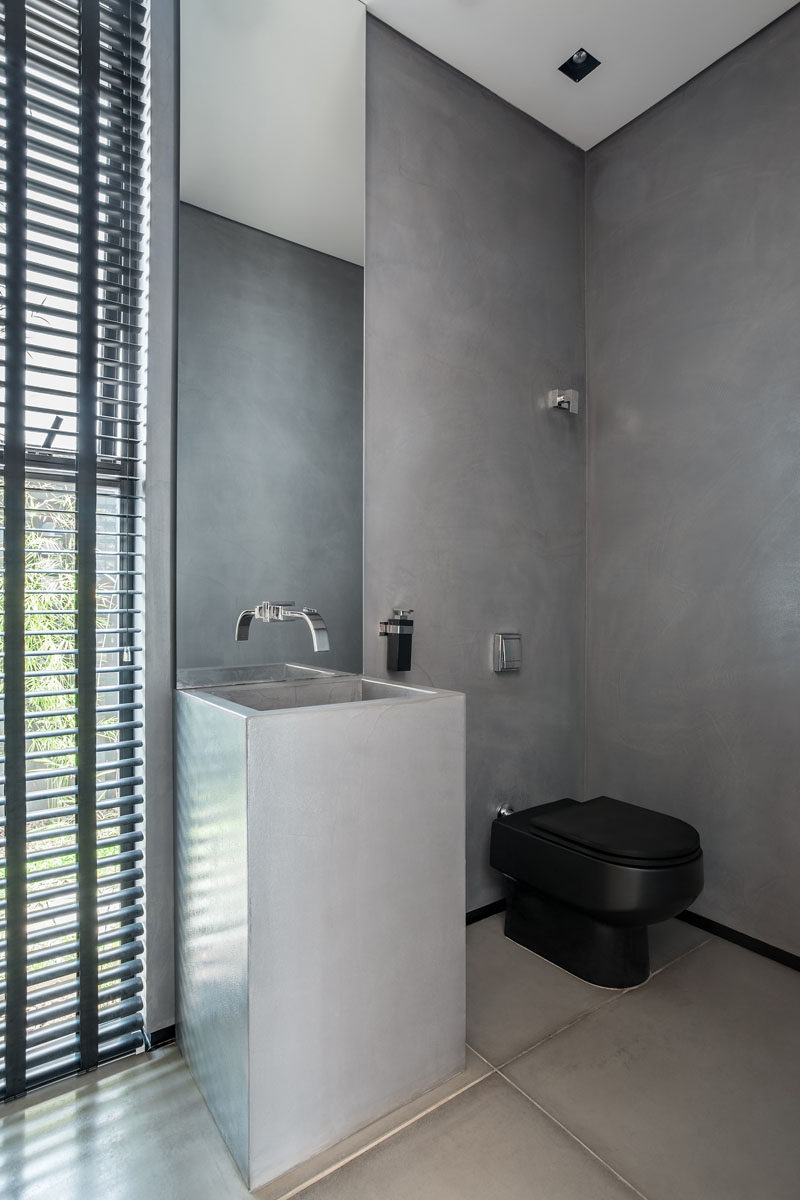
[466,899,506,926]
[678,911,800,973]
[466,902,799,974]
[148,1024,176,1050]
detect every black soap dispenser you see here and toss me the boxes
[379,608,414,672]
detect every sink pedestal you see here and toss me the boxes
[175,668,466,1189]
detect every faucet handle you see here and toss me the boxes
[255,601,296,622]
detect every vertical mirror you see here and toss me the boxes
[177,0,365,673]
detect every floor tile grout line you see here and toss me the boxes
[497,1072,652,1200]
[465,1042,496,1069]
[647,935,714,980]
[267,1071,494,1200]
[489,937,717,1072]
[495,991,627,1071]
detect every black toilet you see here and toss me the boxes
[490,796,703,988]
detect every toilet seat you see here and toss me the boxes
[490,797,703,928]
[527,796,701,868]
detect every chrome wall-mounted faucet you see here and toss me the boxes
[235,601,330,652]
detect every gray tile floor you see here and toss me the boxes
[2,914,799,1199]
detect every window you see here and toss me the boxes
[0,0,148,1098]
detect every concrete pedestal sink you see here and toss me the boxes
[175,665,465,1189]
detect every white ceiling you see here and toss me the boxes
[366,0,796,150]
[180,0,365,265]
[180,0,796,264]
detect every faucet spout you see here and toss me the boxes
[285,608,330,653]
[235,609,256,641]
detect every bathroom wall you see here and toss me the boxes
[586,8,800,955]
[177,204,363,675]
[144,0,178,1033]
[363,19,586,910]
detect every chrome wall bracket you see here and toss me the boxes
[547,388,580,415]
[379,608,414,637]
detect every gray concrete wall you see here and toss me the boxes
[177,204,363,675]
[586,8,800,955]
[144,0,178,1032]
[364,19,587,911]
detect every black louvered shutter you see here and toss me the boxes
[1,0,148,1099]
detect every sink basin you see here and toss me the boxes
[175,667,465,1189]
[176,660,347,687]
[181,671,440,714]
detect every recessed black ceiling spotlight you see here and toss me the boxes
[558,47,601,83]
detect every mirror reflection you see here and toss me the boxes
[176,0,365,673]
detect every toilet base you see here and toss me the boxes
[504,880,650,988]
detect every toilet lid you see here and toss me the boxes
[529,796,701,863]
